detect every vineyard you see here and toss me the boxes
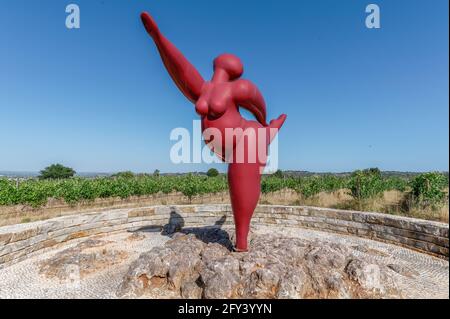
[0,170,448,220]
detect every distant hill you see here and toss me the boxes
[282,170,449,178]
[0,171,110,179]
[1,170,447,179]
[0,171,39,179]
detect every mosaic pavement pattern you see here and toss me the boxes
[0,225,448,299]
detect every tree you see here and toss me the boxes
[153,169,160,177]
[39,164,75,180]
[366,167,381,177]
[273,169,284,178]
[112,171,134,179]
[206,168,219,177]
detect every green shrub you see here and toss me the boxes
[111,171,135,179]
[383,176,408,192]
[349,168,384,200]
[272,169,284,178]
[261,177,285,194]
[0,179,19,206]
[410,172,448,207]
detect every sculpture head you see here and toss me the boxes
[213,54,243,81]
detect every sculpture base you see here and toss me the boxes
[1,220,447,299]
[117,227,409,299]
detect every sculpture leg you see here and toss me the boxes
[228,162,261,251]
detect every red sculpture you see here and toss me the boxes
[141,12,286,251]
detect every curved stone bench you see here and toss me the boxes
[0,204,448,268]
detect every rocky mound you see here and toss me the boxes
[117,228,404,299]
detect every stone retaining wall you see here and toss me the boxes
[0,205,448,268]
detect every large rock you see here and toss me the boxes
[117,228,402,299]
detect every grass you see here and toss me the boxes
[292,189,449,223]
[20,217,31,223]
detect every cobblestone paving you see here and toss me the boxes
[0,225,448,299]
[255,225,449,299]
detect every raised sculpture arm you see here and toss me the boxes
[140,12,205,103]
[233,80,268,126]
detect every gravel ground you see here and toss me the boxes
[0,225,448,299]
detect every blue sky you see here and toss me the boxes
[0,0,448,173]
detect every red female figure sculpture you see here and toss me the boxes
[141,12,287,251]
